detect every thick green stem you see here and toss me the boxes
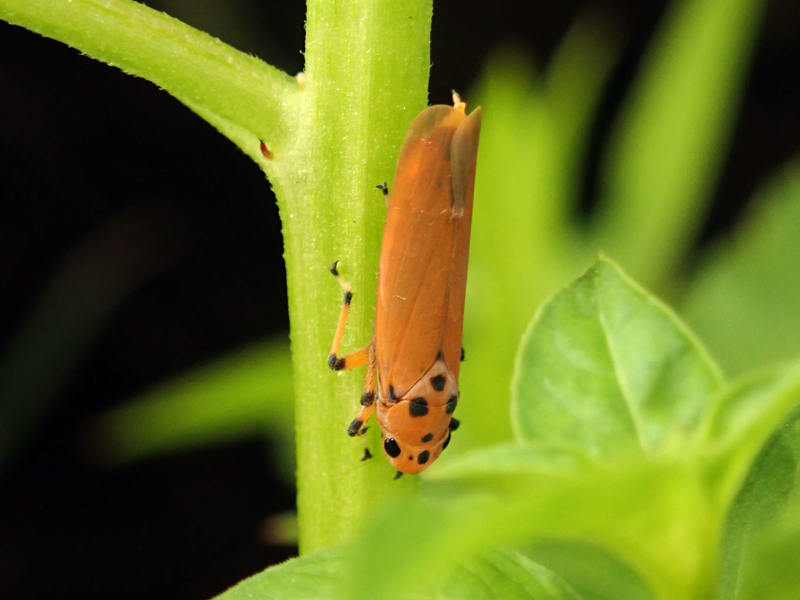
[1,0,433,555]
[272,0,432,555]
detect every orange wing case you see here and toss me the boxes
[374,104,482,402]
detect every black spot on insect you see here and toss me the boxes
[461,347,465,361]
[421,433,434,443]
[443,432,452,450]
[343,290,352,305]
[329,261,340,276]
[328,354,345,371]
[361,448,372,461]
[360,391,374,406]
[409,397,429,417]
[408,456,413,460]
[347,418,363,437]
[430,375,446,392]
[446,395,458,414]
[418,450,430,465]
[384,437,401,458]
[393,471,403,480]
[388,385,397,401]
[449,418,460,431]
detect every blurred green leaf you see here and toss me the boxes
[682,159,800,376]
[372,260,800,600]
[419,549,583,600]
[0,203,185,472]
[592,0,765,289]
[695,363,800,502]
[737,499,800,600]
[460,21,620,451]
[354,261,729,600]
[512,257,722,460]
[214,545,581,600]
[82,337,294,476]
[214,545,349,600]
[545,12,621,198]
[356,460,712,600]
[214,257,800,600]
[527,541,655,600]
[428,442,589,480]
[714,407,800,599]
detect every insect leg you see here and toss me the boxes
[328,261,378,460]
[347,403,375,437]
[328,261,370,371]
[376,182,389,208]
[348,343,377,435]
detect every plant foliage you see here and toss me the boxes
[3,0,800,597]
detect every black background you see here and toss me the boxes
[0,1,798,598]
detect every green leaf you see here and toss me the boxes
[685,362,800,597]
[545,13,622,193]
[460,28,619,450]
[213,546,349,600]
[527,541,655,600]
[427,442,590,480]
[512,257,723,460]
[355,459,711,600]
[682,159,800,376]
[695,363,800,499]
[714,406,800,599]
[419,549,583,600]
[591,0,766,288]
[213,546,581,600]
[736,502,800,600]
[81,338,295,478]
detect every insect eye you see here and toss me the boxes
[384,437,401,458]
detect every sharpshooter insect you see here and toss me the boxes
[329,94,481,477]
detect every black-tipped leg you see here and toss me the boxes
[328,353,345,371]
[376,182,389,207]
[347,418,363,437]
[361,447,373,461]
[360,391,375,407]
[329,260,340,276]
[393,471,403,480]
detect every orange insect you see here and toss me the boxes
[328,93,481,478]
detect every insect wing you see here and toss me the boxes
[444,107,481,381]
[374,105,482,399]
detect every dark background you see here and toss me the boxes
[0,1,798,598]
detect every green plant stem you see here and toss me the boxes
[0,0,299,162]
[278,0,432,554]
[1,0,434,555]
